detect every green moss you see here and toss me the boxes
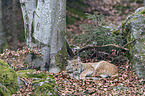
[16,69,35,78]
[0,60,9,67]
[0,84,11,96]
[126,33,134,58]
[17,69,57,95]
[0,59,18,95]
[121,13,144,59]
[17,69,52,79]
[34,80,57,96]
[55,40,68,70]
[122,17,134,36]
[17,69,53,79]
[122,15,138,36]
[139,8,145,14]
[121,17,135,59]
[122,7,145,79]
[58,40,67,57]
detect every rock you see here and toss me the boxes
[25,53,44,70]
[17,69,58,95]
[0,59,18,95]
[123,7,145,79]
[49,67,61,73]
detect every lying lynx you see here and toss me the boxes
[67,59,118,79]
[80,61,118,79]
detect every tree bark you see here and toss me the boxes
[0,0,8,53]
[20,0,67,72]
[12,0,18,51]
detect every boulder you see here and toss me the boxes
[0,59,18,95]
[123,7,145,79]
[17,69,58,95]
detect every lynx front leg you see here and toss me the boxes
[80,68,94,79]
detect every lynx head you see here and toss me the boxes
[66,57,83,71]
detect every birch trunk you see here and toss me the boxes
[20,0,67,72]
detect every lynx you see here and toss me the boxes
[80,61,118,79]
[67,59,118,79]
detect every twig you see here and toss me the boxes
[123,39,137,48]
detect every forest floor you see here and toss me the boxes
[1,48,144,95]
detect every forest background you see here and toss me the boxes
[2,0,144,50]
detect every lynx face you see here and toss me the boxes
[67,59,95,72]
[66,59,83,73]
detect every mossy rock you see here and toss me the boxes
[122,7,145,79]
[17,69,58,95]
[16,69,36,78]
[0,83,11,96]
[0,59,18,95]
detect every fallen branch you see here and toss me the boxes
[77,44,129,53]
[77,38,140,54]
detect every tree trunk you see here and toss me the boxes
[0,0,8,53]
[20,0,67,72]
[12,0,18,51]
